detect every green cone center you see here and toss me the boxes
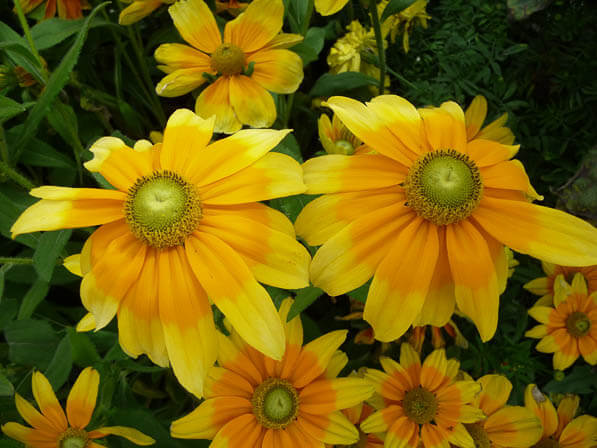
[404,149,482,225]
[335,139,355,155]
[566,311,591,337]
[252,378,299,429]
[59,428,88,448]
[125,170,202,249]
[402,386,438,425]
[464,423,491,448]
[210,43,245,76]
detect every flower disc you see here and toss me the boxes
[402,386,438,425]
[251,378,299,429]
[210,43,246,76]
[59,429,88,448]
[566,311,591,337]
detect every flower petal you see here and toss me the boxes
[477,374,512,416]
[299,378,374,414]
[118,0,163,25]
[556,394,580,436]
[210,414,263,448]
[420,349,449,392]
[386,416,418,448]
[168,0,221,53]
[466,139,518,167]
[0,423,36,444]
[66,367,99,429]
[229,75,276,129]
[298,411,359,445]
[155,69,208,98]
[464,95,487,140]
[14,393,56,432]
[31,372,67,432]
[315,0,349,15]
[195,77,242,134]
[419,105,467,154]
[559,415,597,447]
[523,384,557,438]
[248,48,303,94]
[89,426,155,445]
[484,406,543,448]
[223,0,283,53]
[361,405,405,433]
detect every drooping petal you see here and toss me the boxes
[299,378,374,414]
[31,372,68,432]
[483,406,543,448]
[223,0,284,53]
[186,232,285,361]
[364,218,439,342]
[88,426,155,445]
[65,367,99,429]
[157,247,218,398]
[228,75,276,129]
[472,197,597,266]
[477,375,512,417]
[248,49,303,94]
[523,384,557,438]
[314,0,349,15]
[195,77,242,134]
[168,0,221,53]
[209,414,263,448]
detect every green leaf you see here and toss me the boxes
[288,286,324,321]
[309,72,378,97]
[544,365,597,394]
[31,17,113,50]
[33,229,72,282]
[0,372,14,397]
[381,0,417,22]
[269,193,314,223]
[17,278,50,319]
[12,2,110,160]
[45,101,81,150]
[44,335,73,390]
[4,318,59,369]
[507,0,553,20]
[291,27,326,66]
[0,298,18,331]
[272,133,303,162]
[68,327,101,367]
[0,187,38,249]
[7,125,75,168]
[0,97,30,123]
[0,23,45,84]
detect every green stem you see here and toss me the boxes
[0,257,34,265]
[384,65,417,90]
[0,160,35,190]
[301,0,314,36]
[13,0,48,81]
[368,1,386,94]
[0,124,9,164]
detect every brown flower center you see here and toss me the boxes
[565,311,591,337]
[124,170,202,249]
[210,43,246,76]
[404,149,482,225]
[251,378,299,430]
[59,428,89,448]
[533,438,560,448]
[465,422,491,448]
[402,386,438,425]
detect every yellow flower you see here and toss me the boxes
[295,95,597,343]
[18,0,90,19]
[464,95,516,145]
[379,0,430,53]
[119,0,174,25]
[154,0,304,134]
[361,343,484,447]
[11,109,310,398]
[1,368,154,448]
[526,273,597,370]
[318,113,368,155]
[524,261,597,307]
[524,384,597,447]
[170,298,374,446]
[463,375,542,447]
[315,0,349,16]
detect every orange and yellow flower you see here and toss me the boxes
[154,0,304,133]
[119,0,173,25]
[361,343,484,447]
[462,374,542,447]
[170,298,375,447]
[19,0,89,19]
[526,273,597,370]
[524,384,597,447]
[295,95,597,343]
[525,261,597,307]
[342,401,384,447]
[11,109,310,398]
[1,368,154,448]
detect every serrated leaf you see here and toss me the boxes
[0,372,14,396]
[68,327,101,367]
[12,2,110,160]
[0,23,45,84]
[17,278,50,319]
[288,286,324,321]
[44,335,73,390]
[309,72,378,97]
[381,0,418,22]
[33,229,72,282]
[4,318,59,369]
[0,97,28,123]
[31,16,113,50]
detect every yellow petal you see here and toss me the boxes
[31,371,68,432]
[477,113,515,145]
[210,414,263,448]
[524,277,550,296]
[195,77,242,134]
[523,384,557,438]
[298,411,359,445]
[361,406,405,433]
[76,313,96,332]
[556,394,580,436]
[223,0,284,53]
[477,374,512,416]
[155,68,208,97]
[155,43,212,71]
[299,377,374,414]
[315,0,349,15]
[263,33,304,49]
[420,349,449,392]
[168,0,221,53]
[464,95,487,141]
[419,105,467,154]
[14,393,56,432]
[66,367,99,429]
[90,426,155,445]
[278,298,303,347]
[229,75,276,129]
[63,254,82,277]
[118,0,163,25]
[0,422,35,444]
[484,406,543,448]
[248,48,303,94]
[466,138,519,167]
[559,415,597,447]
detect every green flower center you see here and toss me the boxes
[565,311,591,337]
[402,386,438,425]
[210,43,246,76]
[464,423,491,448]
[59,428,88,448]
[533,438,560,448]
[335,139,356,155]
[251,378,299,429]
[124,170,202,249]
[404,149,483,225]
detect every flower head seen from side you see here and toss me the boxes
[295,94,597,343]
[462,374,542,448]
[154,0,304,134]
[524,384,597,448]
[360,343,484,447]
[11,109,310,398]
[378,0,430,53]
[318,113,368,155]
[524,261,597,307]
[18,0,90,19]
[170,298,375,447]
[526,273,597,370]
[1,368,155,448]
[118,0,174,25]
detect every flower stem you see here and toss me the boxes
[12,0,48,82]
[302,0,314,36]
[369,1,386,94]
[0,160,35,190]
[0,124,9,164]
[0,257,34,265]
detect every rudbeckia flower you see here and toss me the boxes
[526,273,597,370]
[524,261,597,307]
[361,343,484,447]
[11,109,310,398]
[318,113,369,155]
[170,298,374,446]
[119,0,173,25]
[295,95,597,342]
[463,375,542,447]
[154,0,304,134]
[524,384,597,447]
[18,0,89,19]
[1,368,154,448]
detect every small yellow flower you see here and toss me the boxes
[119,0,174,25]
[378,0,430,53]
[318,113,365,155]
[1,368,155,448]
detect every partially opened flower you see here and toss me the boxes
[463,375,542,447]
[18,0,90,19]
[11,109,310,398]
[295,95,597,343]
[119,0,173,25]
[171,298,374,446]
[526,273,597,370]
[1,368,154,448]
[154,0,303,133]
[464,95,515,145]
[361,343,484,447]
[524,384,597,447]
